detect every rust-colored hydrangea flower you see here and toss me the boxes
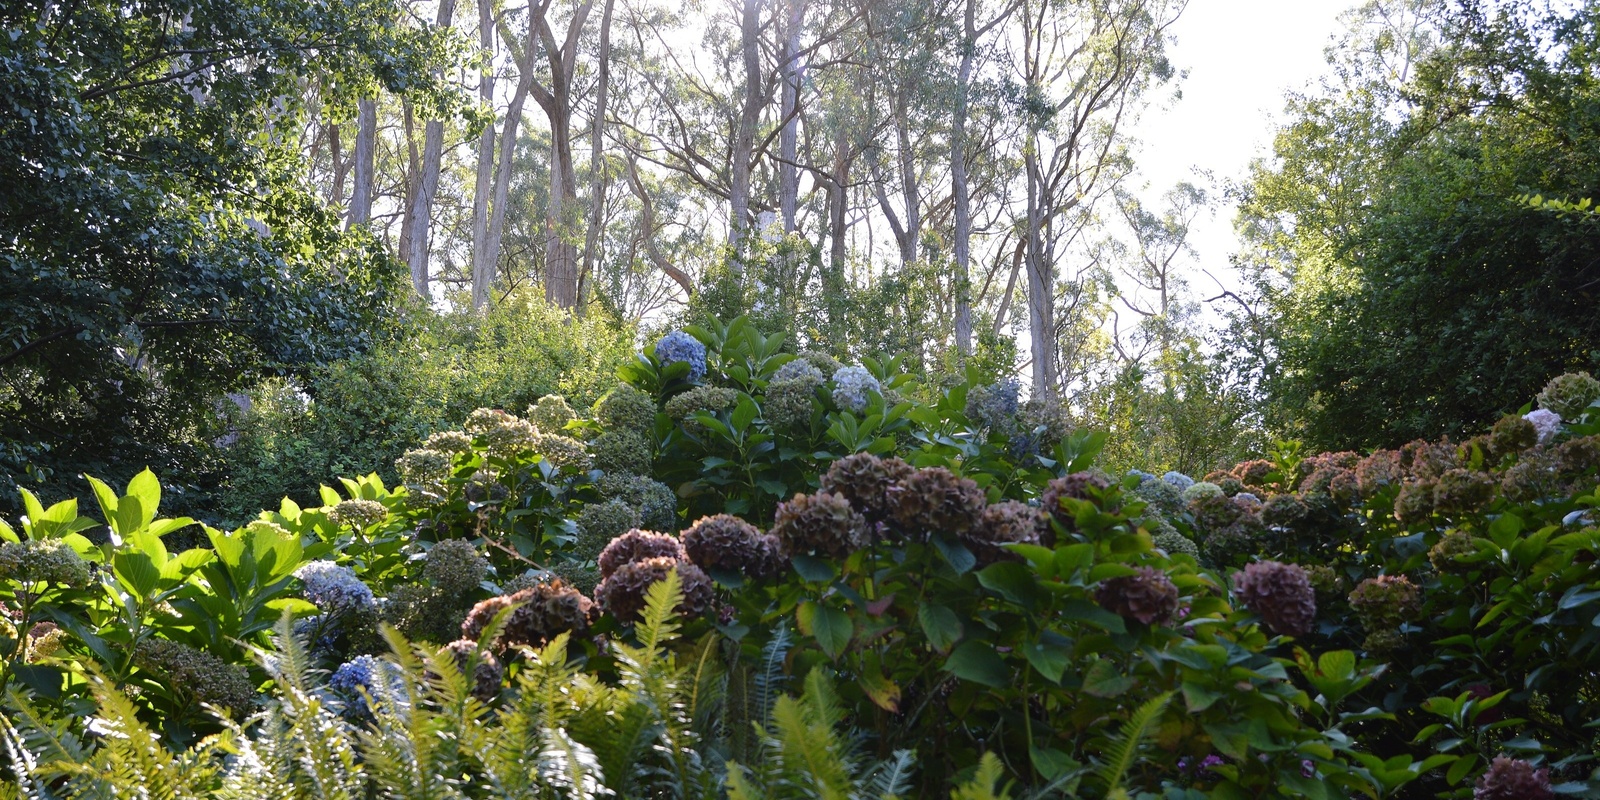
[440,639,504,702]
[1260,494,1310,530]
[1488,414,1538,458]
[886,466,987,540]
[1428,532,1477,573]
[1474,756,1554,800]
[1393,481,1436,524]
[962,500,1046,567]
[597,529,686,579]
[1041,471,1111,528]
[1094,567,1180,625]
[1348,575,1422,630]
[1231,459,1276,488]
[771,492,867,558]
[1432,469,1496,515]
[819,453,914,525]
[1354,450,1401,497]
[1232,561,1317,637]
[1555,435,1600,475]
[594,556,714,622]
[460,580,597,649]
[681,514,773,578]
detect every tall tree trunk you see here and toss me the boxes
[895,91,919,266]
[626,155,695,296]
[470,0,497,310]
[529,0,594,310]
[580,0,617,315]
[328,121,347,206]
[347,98,377,227]
[777,0,804,233]
[398,102,420,263]
[950,0,976,357]
[728,0,762,252]
[1025,145,1057,397]
[828,125,849,295]
[484,34,537,296]
[404,0,459,299]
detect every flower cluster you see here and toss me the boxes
[830,366,881,414]
[0,539,90,587]
[591,430,652,476]
[329,654,407,716]
[1148,519,1200,559]
[595,556,714,622]
[1232,561,1316,637]
[597,474,679,531]
[499,580,597,647]
[1537,371,1600,420]
[1348,575,1421,632]
[773,359,825,384]
[1181,481,1224,503]
[531,432,592,472]
[440,639,504,702]
[575,500,642,561]
[680,514,784,580]
[655,330,708,382]
[664,386,739,435]
[396,448,453,493]
[295,561,376,614]
[595,384,657,433]
[1428,531,1477,573]
[25,622,67,662]
[423,539,489,596]
[820,452,915,526]
[1432,468,1495,515]
[1488,414,1537,457]
[135,639,257,715]
[419,430,470,454]
[1042,471,1111,532]
[327,499,387,529]
[1162,471,1195,490]
[963,501,1045,566]
[764,373,821,432]
[528,394,577,433]
[1095,567,1180,625]
[1474,756,1554,800]
[886,466,987,540]
[598,530,685,578]
[772,492,867,558]
[1524,409,1562,445]
[965,378,1021,430]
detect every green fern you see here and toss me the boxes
[950,753,1011,800]
[1093,691,1173,799]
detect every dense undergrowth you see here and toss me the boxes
[2,319,1599,798]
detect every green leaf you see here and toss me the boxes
[976,561,1039,609]
[932,533,977,574]
[1082,659,1136,698]
[790,555,836,583]
[114,496,144,537]
[1181,681,1221,712]
[1059,598,1127,633]
[943,640,1009,688]
[112,551,161,598]
[1030,745,1078,781]
[810,604,853,659]
[918,604,963,653]
[1024,640,1071,683]
[125,469,160,527]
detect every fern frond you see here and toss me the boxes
[724,762,767,800]
[950,752,1010,800]
[862,749,917,799]
[1093,691,1173,797]
[537,726,611,800]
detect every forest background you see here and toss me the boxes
[2,0,1597,521]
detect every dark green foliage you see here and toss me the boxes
[1237,1,1600,450]
[0,0,466,513]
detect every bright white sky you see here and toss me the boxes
[1124,0,1354,307]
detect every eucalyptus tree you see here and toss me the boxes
[1010,0,1182,398]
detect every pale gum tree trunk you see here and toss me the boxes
[1025,144,1058,398]
[895,91,919,265]
[346,98,377,227]
[529,0,594,309]
[777,0,804,233]
[405,0,460,300]
[470,0,497,310]
[950,0,977,357]
[484,10,538,292]
[580,0,617,314]
[728,0,762,253]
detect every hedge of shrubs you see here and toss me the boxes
[2,318,1598,798]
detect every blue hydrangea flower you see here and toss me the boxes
[329,655,406,717]
[830,366,881,414]
[295,561,376,614]
[965,378,1021,430]
[655,330,707,382]
[1127,469,1158,485]
[773,359,824,383]
[1161,471,1195,491]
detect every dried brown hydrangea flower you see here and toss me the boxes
[1474,756,1554,800]
[1094,567,1180,625]
[962,500,1046,567]
[440,639,504,703]
[681,514,781,580]
[771,492,867,558]
[1041,471,1111,530]
[886,466,987,541]
[1232,561,1317,637]
[594,556,714,622]
[597,529,686,579]
[820,453,915,525]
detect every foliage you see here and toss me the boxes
[0,0,467,514]
[1235,0,1600,449]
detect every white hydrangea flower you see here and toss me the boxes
[1524,408,1562,445]
[830,366,881,414]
